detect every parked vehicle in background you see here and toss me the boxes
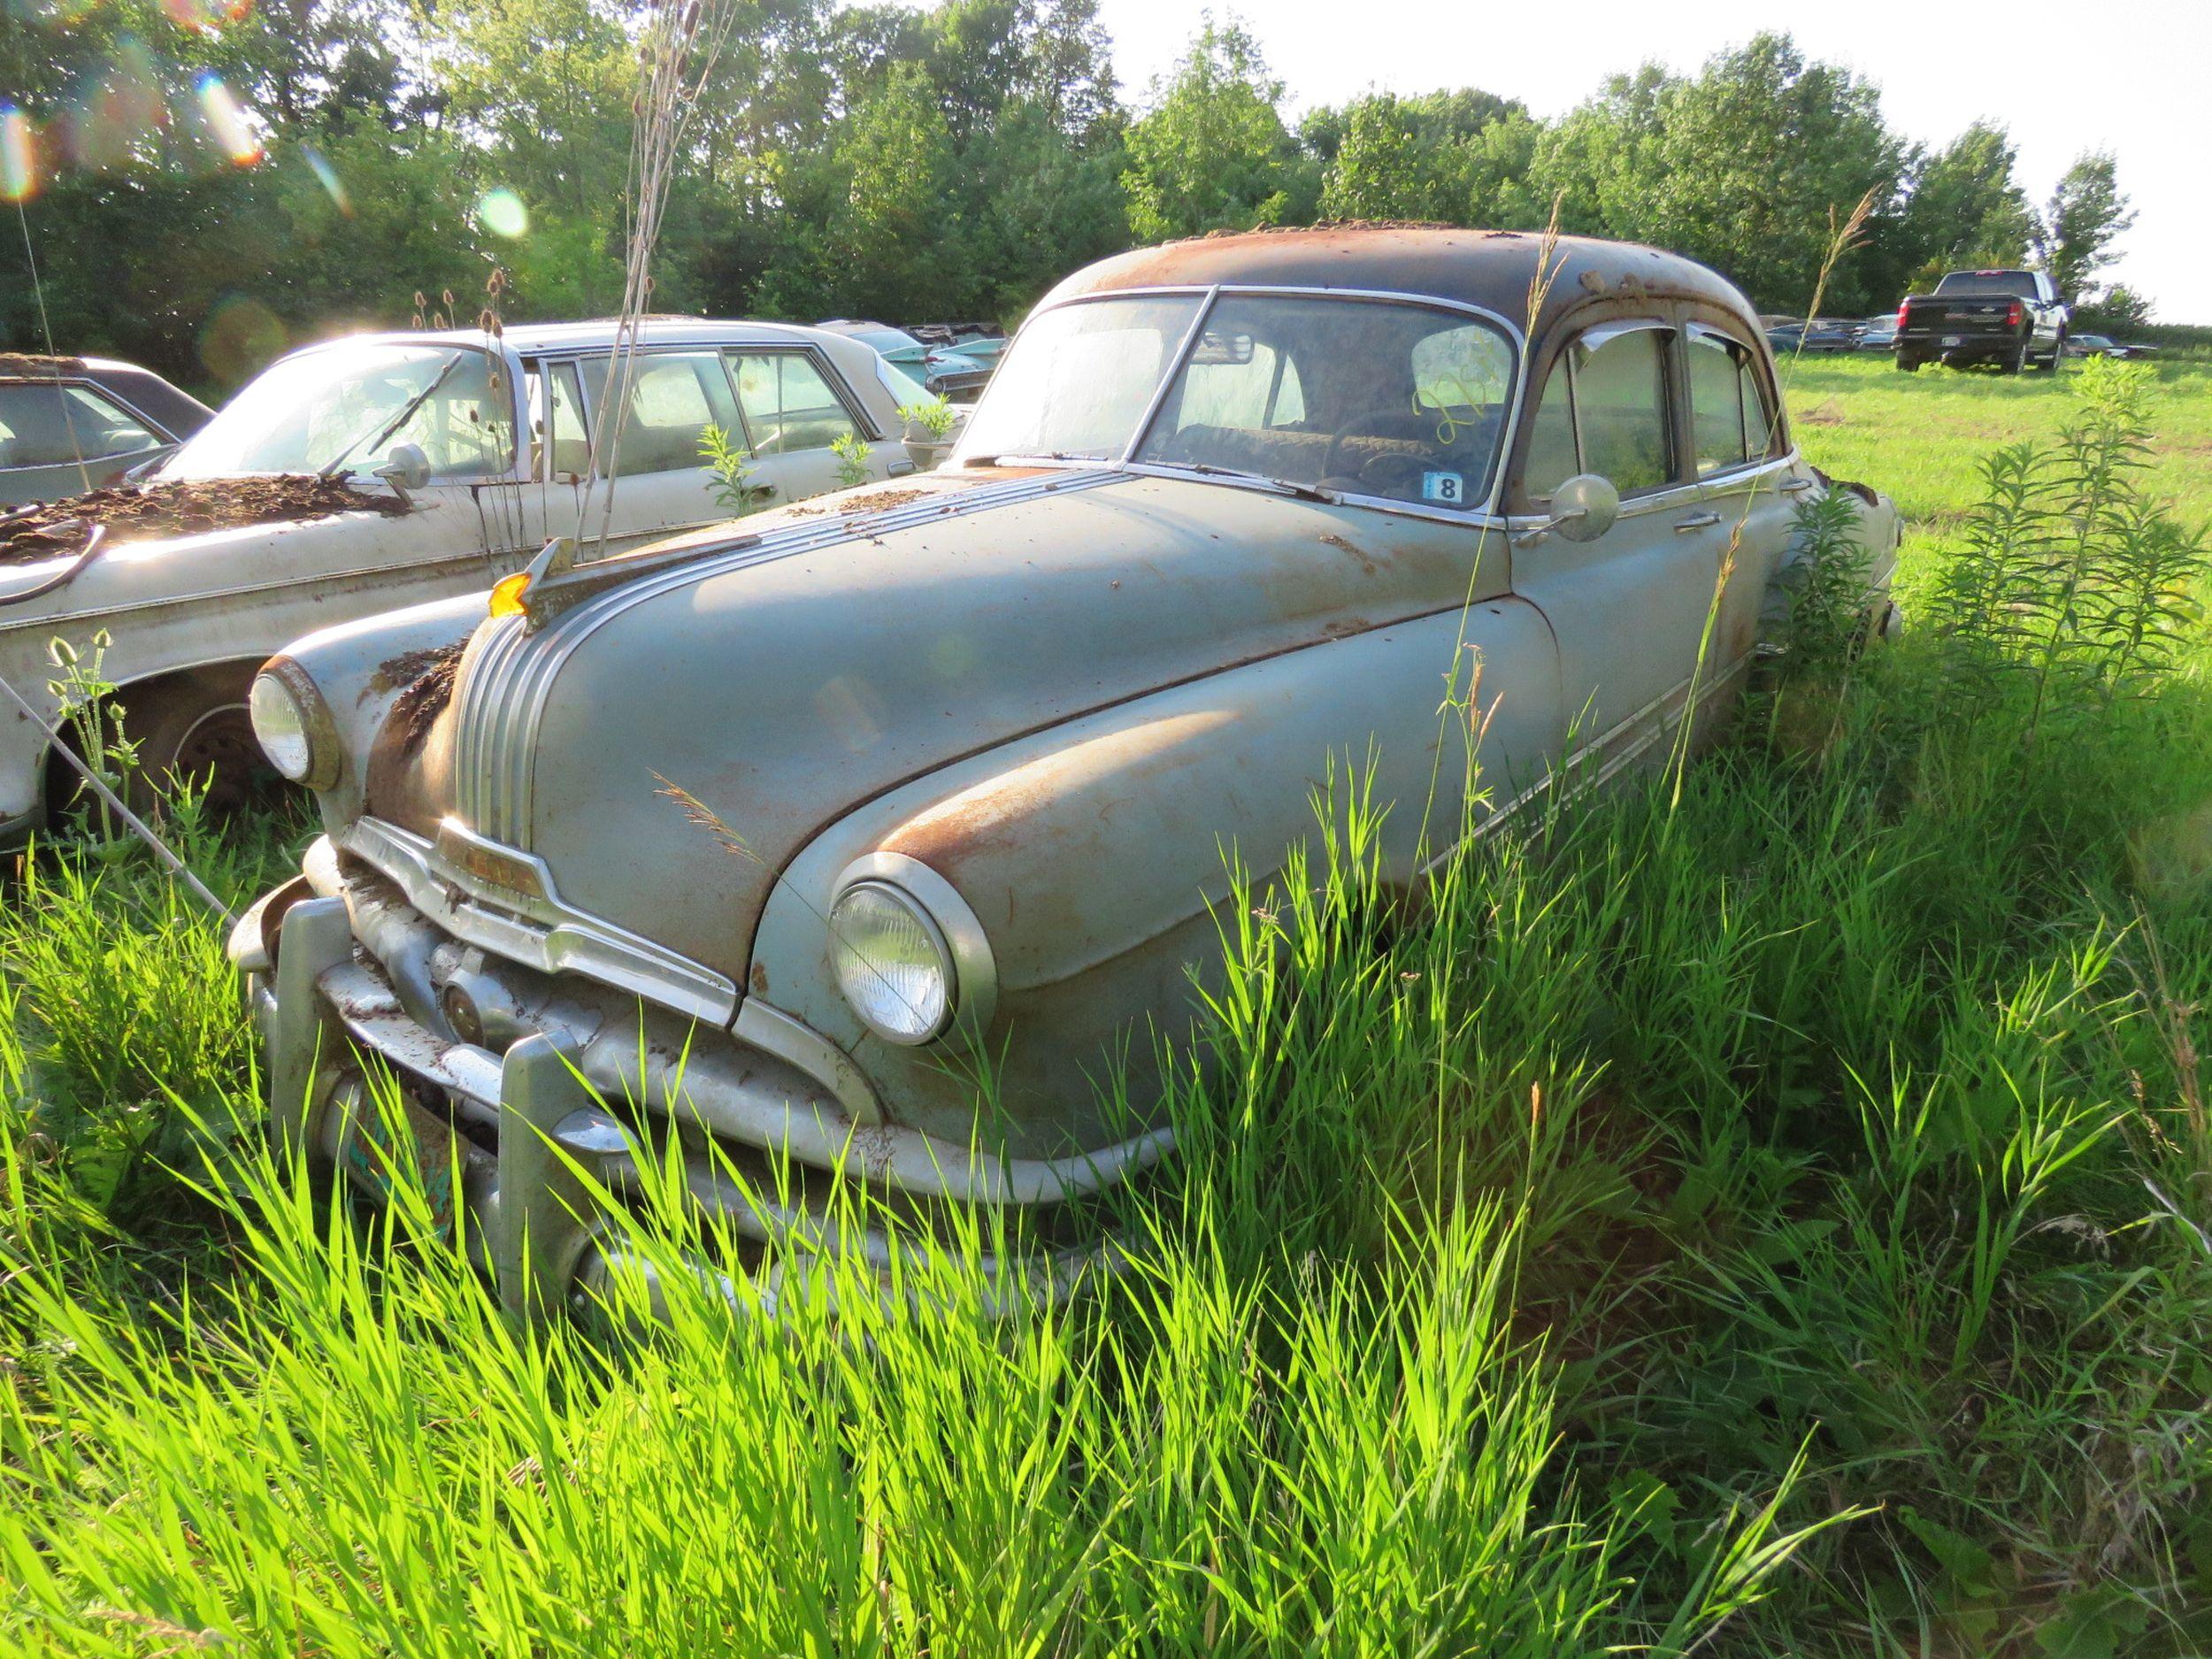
[2065,333,2155,359]
[234,226,1901,1312]
[909,322,1008,374]
[0,354,212,507]
[0,319,917,842]
[1764,318,1860,355]
[1894,269,2068,373]
[1855,315,1897,352]
[818,319,996,402]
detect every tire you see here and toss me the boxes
[2006,340,2030,375]
[2047,331,2067,373]
[1896,356,1923,373]
[124,666,282,821]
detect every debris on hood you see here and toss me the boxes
[384,639,467,756]
[0,475,406,565]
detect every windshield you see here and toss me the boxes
[164,343,516,480]
[1935,272,2033,297]
[960,291,1517,511]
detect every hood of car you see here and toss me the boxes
[358,465,1479,999]
[0,491,416,616]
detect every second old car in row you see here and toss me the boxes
[234,227,1901,1314]
[0,319,926,841]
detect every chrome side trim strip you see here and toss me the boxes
[342,816,740,1025]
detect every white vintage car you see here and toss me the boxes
[0,319,929,841]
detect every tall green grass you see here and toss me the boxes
[6,369,2212,1653]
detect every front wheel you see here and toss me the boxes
[2046,331,2068,373]
[125,668,283,821]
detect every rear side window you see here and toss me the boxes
[1687,332,1778,476]
[0,383,160,468]
[1521,325,1673,501]
[578,352,741,478]
[728,353,860,456]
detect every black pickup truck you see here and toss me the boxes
[1894,269,2069,373]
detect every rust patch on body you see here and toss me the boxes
[385,641,466,757]
[1810,465,1878,507]
[0,352,87,377]
[0,475,403,565]
[1317,532,1379,576]
[749,962,770,997]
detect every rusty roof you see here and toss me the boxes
[1040,225,1760,341]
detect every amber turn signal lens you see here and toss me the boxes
[488,572,530,617]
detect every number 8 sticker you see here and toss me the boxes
[1421,471,1464,505]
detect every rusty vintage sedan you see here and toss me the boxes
[233,227,1900,1312]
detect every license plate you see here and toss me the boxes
[1941,335,1962,347]
[337,1084,459,1231]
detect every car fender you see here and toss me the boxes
[748,598,1561,1155]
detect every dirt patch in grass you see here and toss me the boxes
[1796,401,1847,426]
[0,476,404,565]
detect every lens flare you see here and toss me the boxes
[199,294,286,386]
[0,107,35,204]
[194,73,261,167]
[302,144,350,214]
[159,0,253,32]
[474,188,527,239]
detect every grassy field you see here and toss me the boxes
[5,355,2212,1655]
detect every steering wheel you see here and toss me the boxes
[1355,450,1431,495]
[1321,410,1431,481]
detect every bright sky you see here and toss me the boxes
[1084,0,2212,323]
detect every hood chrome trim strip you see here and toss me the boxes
[452,468,1122,844]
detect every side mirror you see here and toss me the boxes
[379,442,432,490]
[373,442,432,509]
[1518,472,1620,546]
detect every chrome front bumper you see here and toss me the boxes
[233,840,1167,1317]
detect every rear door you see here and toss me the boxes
[1679,322,1798,690]
[725,349,897,504]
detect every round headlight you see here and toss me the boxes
[249,662,339,788]
[830,880,955,1045]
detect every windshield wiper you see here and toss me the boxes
[1173,462,1340,504]
[318,352,464,480]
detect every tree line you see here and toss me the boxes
[0,1,2145,394]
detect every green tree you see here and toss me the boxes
[1317,88,1540,227]
[2037,150,2134,305]
[1120,16,1314,242]
[1898,121,2035,274]
[1531,37,1905,314]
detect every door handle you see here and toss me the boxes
[1673,511,1723,533]
[1778,476,1815,495]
